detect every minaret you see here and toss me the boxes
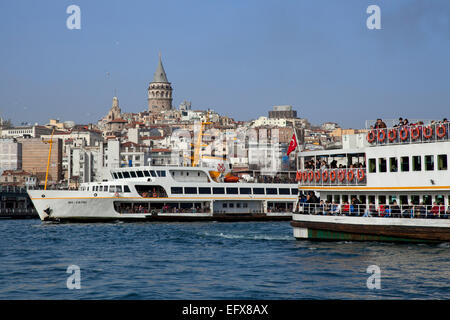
[148,53,173,113]
[107,96,121,121]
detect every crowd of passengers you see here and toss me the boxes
[116,204,210,214]
[298,192,449,219]
[371,117,449,129]
[303,159,366,170]
[256,175,296,184]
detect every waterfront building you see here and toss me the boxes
[0,138,22,171]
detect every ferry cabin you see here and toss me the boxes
[296,123,450,212]
[79,166,298,215]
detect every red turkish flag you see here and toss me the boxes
[287,134,298,156]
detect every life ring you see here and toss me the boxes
[296,170,302,182]
[423,126,432,139]
[329,170,336,182]
[338,169,345,182]
[377,130,386,143]
[347,170,354,182]
[308,170,314,182]
[315,171,321,182]
[114,192,119,197]
[302,171,307,182]
[322,170,328,182]
[357,169,365,181]
[399,126,408,141]
[388,129,397,142]
[436,125,446,138]
[367,130,376,143]
[411,126,420,140]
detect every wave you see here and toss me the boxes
[201,231,293,241]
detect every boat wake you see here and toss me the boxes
[201,231,293,241]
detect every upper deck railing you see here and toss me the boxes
[296,168,367,186]
[366,122,450,147]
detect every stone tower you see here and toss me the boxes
[148,53,173,113]
[107,96,121,121]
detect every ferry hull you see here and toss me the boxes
[291,214,450,242]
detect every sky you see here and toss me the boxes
[1,0,450,129]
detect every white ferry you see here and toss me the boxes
[291,119,450,242]
[28,164,298,222]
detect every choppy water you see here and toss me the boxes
[0,219,448,299]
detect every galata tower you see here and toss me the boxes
[147,53,173,112]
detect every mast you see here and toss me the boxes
[44,128,55,190]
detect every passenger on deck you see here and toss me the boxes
[374,118,387,129]
[331,202,340,215]
[430,203,440,218]
[390,201,401,218]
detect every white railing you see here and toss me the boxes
[366,123,450,146]
[297,203,450,219]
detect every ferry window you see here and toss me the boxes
[423,195,432,205]
[279,188,290,195]
[130,171,137,178]
[399,195,408,205]
[389,195,397,204]
[150,171,157,177]
[411,195,419,205]
[229,203,234,208]
[213,187,225,194]
[237,203,241,208]
[334,195,340,203]
[253,188,265,195]
[171,187,183,194]
[359,195,366,204]
[266,188,277,195]
[123,185,131,193]
[112,173,118,179]
[291,188,298,195]
[87,187,89,191]
[123,172,130,178]
[184,187,197,194]
[117,172,124,179]
[436,195,444,205]
[136,171,143,177]
[226,187,238,194]
[143,171,150,177]
[342,195,349,203]
[368,158,376,173]
[104,186,108,192]
[243,203,248,208]
[400,157,409,172]
[160,171,166,177]
[116,186,122,193]
[327,195,332,203]
[389,157,398,172]
[240,188,251,194]
[99,186,103,191]
[378,195,386,204]
[378,158,387,172]
[438,154,447,170]
[412,156,421,171]
[425,155,434,171]
[222,203,227,208]
[368,195,375,205]
[199,187,211,194]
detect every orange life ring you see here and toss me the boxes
[302,171,307,182]
[308,170,314,182]
[347,170,354,182]
[377,130,386,142]
[423,126,433,139]
[329,170,336,182]
[367,130,376,143]
[411,126,420,140]
[436,125,446,138]
[388,129,397,142]
[399,126,408,141]
[296,170,302,182]
[357,169,365,181]
[315,171,321,182]
[338,169,345,182]
[322,170,328,182]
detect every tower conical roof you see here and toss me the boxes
[152,53,169,83]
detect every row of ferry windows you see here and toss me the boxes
[368,154,448,173]
[112,170,166,179]
[171,187,298,195]
[80,185,131,192]
[328,194,448,205]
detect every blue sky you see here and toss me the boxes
[1,0,450,128]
